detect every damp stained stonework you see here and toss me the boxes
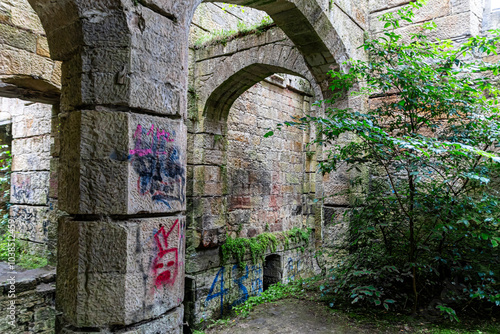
[0,0,496,333]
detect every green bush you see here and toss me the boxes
[0,232,48,269]
[271,0,500,320]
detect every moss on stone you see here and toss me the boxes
[221,227,313,266]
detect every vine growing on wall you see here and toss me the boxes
[221,227,313,266]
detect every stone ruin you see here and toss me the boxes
[0,0,498,333]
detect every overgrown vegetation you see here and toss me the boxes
[199,276,500,333]
[0,146,48,269]
[269,0,500,322]
[0,235,48,269]
[221,227,313,266]
[193,16,275,48]
[232,278,310,317]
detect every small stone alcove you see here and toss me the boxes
[263,254,282,291]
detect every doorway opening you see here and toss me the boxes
[263,254,282,291]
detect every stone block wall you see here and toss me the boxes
[0,0,61,102]
[186,74,317,246]
[483,0,500,31]
[225,77,314,237]
[0,96,59,259]
[186,35,320,321]
[190,2,267,45]
[369,0,485,41]
[0,264,56,334]
[185,240,321,326]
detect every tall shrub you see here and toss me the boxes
[270,0,500,319]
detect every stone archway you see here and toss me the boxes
[194,27,323,121]
[18,0,354,332]
[0,0,63,273]
[197,0,352,79]
[184,17,326,321]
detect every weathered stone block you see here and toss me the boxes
[10,205,51,243]
[0,22,37,52]
[49,158,59,199]
[57,216,186,328]
[36,36,50,57]
[58,110,186,215]
[128,6,188,116]
[11,102,52,139]
[58,109,128,214]
[11,136,51,171]
[10,1,45,34]
[199,227,227,249]
[10,171,49,205]
[0,2,11,24]
[192,165,224,196]
[59,46,131,109]
[0,45,55,80]
[370,0,451,33]
[128,113,187,214]
[185,247,221,274]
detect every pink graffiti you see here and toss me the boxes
[129,124,175,157]
[152,219,179,288]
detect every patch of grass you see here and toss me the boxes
[193,16,275,48]
[0,232,48,269]
[232,278,317,317]
[192,330,205,334]
[196,316,238,333]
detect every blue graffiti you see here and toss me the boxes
[250,265,263,295]
[231,265,249,306]
[205,264,265,315]
[287,258,300,281]
[205,267,228,316]
[129,124,185,208]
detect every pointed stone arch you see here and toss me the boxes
[194,27,322,121]
[17,0,355,332]
[196,0,352,84]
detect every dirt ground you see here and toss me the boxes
[195,295,499,334]
[203,298,378,334]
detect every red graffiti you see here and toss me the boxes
[152,219,179,287]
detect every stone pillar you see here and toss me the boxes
[27,0,197,332]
